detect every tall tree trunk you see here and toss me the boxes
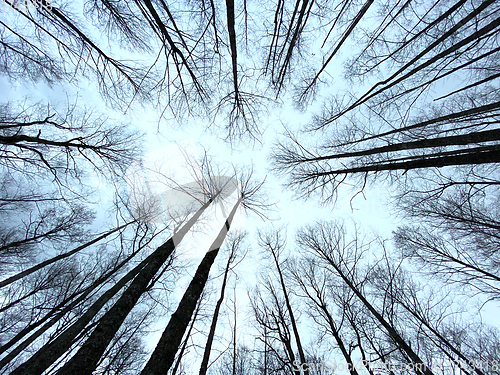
[303,128,500,163]
[0,234,152,369]
[11,197,214,375]
[319,304,358,375]
[140,197,241,375]
[397,299,485,375]
[325,259,435,375]
[324,0,498,125]
[314,145,500,176]
[171,299,203,375]
[54,197,217,375]
[232,286,237,375]
[270,249,309,375]
[0,222,132,289]
[199,242,236,375]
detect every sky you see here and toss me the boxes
[2,1,499,372]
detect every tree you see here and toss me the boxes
[0,222,161,367]
[257,227,309,375]
[394,178,500,300]
[10,178,225,375]
[249,281,300,375]
[140,166,268,375]
[199,232,245,375]
[271,0,500,203]
[139,195,242,375]
[297,220,436,375]
[288,256,359,375]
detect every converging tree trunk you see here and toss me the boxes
[11,195,216,375]
[140,196,241,375]
[199,234,241,375]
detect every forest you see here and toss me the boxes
[0,0,499,374]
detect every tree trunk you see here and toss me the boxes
[199,242,236,375]
[171,299,203,375]
[0,222,132,289]
[0,237,148,369]
[314,145,500,176]
[326,259,434,375]
[140,197,241,375]
[11,198,213,375]
[53,198,215,375]
[306,128,500,163]
[270,250,309,375]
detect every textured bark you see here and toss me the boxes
[141,197,241,375]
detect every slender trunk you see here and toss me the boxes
[39,4,138,88]
[307,128,500,163]
[345,312,375,375]
[276,0,311,95]
[400,232,500,283]
[325,259,434,375]
[301,0,373,98]
[321,0,352,48]
[141,0,204,95]
[336,101,500,148]
[270,251,309,375]
[319,304,358,375]
[324,0,498,125]
[140,197,241,375]
[434,72,500,101]
[9,247,150,375]
[232,286,237,375]
[199,247,235,375]
[171,300,203,375]
[352,0,467,78]
[0,222,132,289]
[0,237,150,368]
[398,300,484,375]
[225,0,239,96]
[263,326,267,375]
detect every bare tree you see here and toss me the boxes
[199,232,246,375]
[257,227,309,375]
[297,220,435,375]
